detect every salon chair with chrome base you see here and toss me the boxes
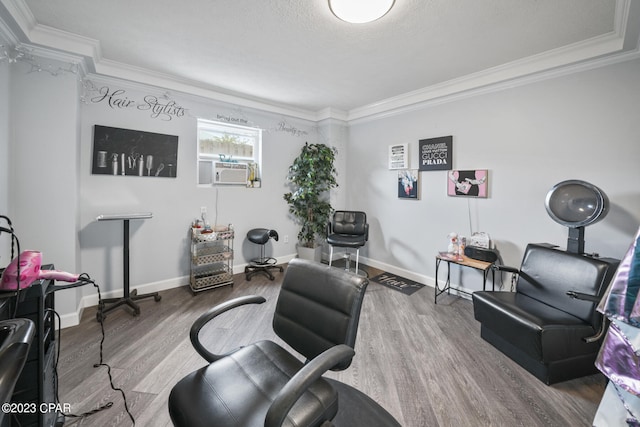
[245,228,283,281]
[168,258,400,427]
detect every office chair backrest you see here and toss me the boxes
[332,211,367,236]
[517,244,612,324]
[273,258,368,370]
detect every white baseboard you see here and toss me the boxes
[59,254,299,329]
[60,254,474,328]
[359,256,436,288]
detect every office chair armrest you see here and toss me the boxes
[365,223,369,241]
[264,344,355,427]
[190,295,266,363]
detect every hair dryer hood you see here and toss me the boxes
[545,180,609,228]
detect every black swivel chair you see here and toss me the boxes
[0,318,34,425]
[168,258,400,427]
[327,211,368,275]
[245,228,283,281]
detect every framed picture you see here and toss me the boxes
[92,125,179,178]
[389,143,408,169]
[419,136,452,171]
[398,170,419,199]
[447,170,488,197]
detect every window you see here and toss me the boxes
[197,119,262,185]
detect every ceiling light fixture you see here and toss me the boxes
[329,0,395,24]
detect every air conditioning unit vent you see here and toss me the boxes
[213,162,248,185]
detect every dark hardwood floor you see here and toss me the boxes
[56,263,605,426]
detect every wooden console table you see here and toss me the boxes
[435,253,495,304]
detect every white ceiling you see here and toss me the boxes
[1,0,638,120]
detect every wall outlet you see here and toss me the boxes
[200,206,207,215]
[284,235,289,243]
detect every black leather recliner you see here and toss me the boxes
[472,244,618,384]
[168,258,400,427]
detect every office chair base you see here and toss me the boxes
[329,248,367,277]
[326,379,400,426]
[245,258,283,281]
[97,289,161,321]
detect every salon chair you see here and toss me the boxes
[245,228,283,281]
[168,258,400,427]
[472,244,618,384]
[0,318,34,425]
[327,211,368,275]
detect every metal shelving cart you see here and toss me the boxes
[190,226,234,292]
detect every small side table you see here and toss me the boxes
[96,213,161,320]
[435,254,495,304]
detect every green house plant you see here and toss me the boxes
[284,142,338,259]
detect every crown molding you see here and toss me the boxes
[347,32,627,122]
[2,0,638,124]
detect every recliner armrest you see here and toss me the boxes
[265,344,355,427]
[566,290,601,303]
[190,295,266,363]
[492,264,519,274]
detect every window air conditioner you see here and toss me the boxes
[213,162,248,185]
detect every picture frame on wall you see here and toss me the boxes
[447,170,488,197]
[419,136,452,171]
[398,169,419,199]
[388,143,409,170]
[92,125,179,178]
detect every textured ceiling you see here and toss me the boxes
[4,0,630,115]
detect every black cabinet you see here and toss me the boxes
[0,265,59,427]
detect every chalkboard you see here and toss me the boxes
[92,125,178,178]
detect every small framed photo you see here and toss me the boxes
[398,170,419,199]
[389,144,408,170]
[447,170,488,197]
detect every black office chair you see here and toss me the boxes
[245,228,283,281]
[327,211,368,275]
[0,318,34,424]
[168,258,400,427]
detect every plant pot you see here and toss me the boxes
[297,245,322,263]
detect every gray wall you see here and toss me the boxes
[2,55,639,326]
[0,62,8,263]
[347,58,640,287]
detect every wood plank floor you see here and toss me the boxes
[56,263,605,426]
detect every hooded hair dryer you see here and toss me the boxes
[0,250,80,291]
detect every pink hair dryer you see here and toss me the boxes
[0,250,80,290]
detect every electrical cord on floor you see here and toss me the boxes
[51,274,135,426]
